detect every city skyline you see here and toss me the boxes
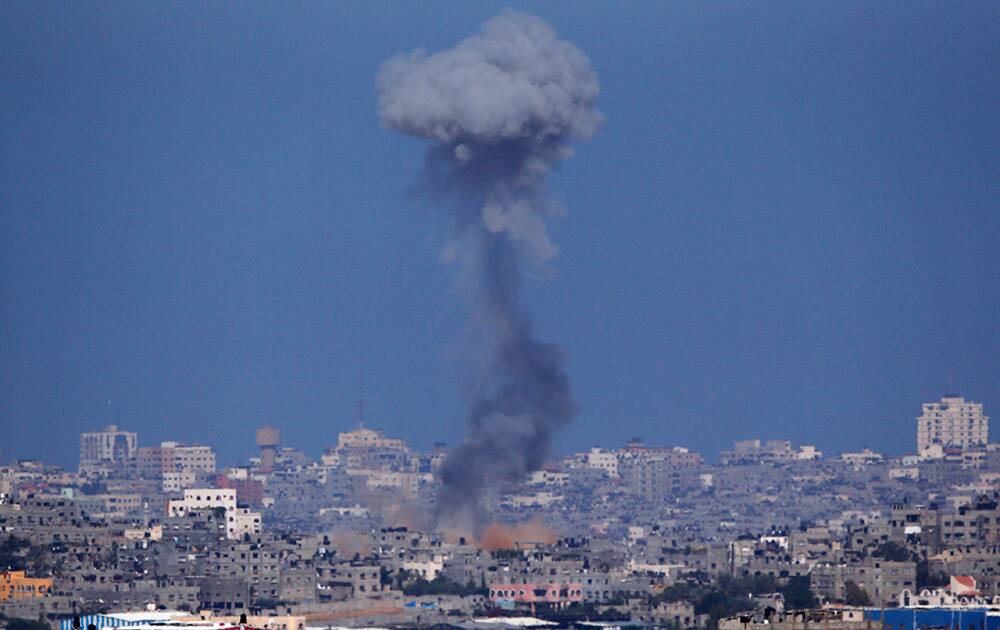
[47,393,994,473]
[4,389,992,469]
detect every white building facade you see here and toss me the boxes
[167,488,236,516]
[166,488,261,540]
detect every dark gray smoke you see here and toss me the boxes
[377,11,600,530]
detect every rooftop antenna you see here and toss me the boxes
[358,398,365,429]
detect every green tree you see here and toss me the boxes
[717,574,778,598]
[916,560,949,590]
[695,588,752,629]
[844,581,871,606]
[0,536,31,570]
[873,542,913,562]
[656,582,699,603]
[781,576,817,609]
[25,545,50,575]
[402,575,485,597]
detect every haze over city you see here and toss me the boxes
[2,2,998,469]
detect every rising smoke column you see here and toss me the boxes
[377,11,601,530]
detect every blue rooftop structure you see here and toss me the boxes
[866,607,1000,630]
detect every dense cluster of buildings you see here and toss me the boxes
[0,395,997,629]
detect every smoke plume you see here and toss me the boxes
[377,11,600,531]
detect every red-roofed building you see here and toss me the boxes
[950,575,979,596]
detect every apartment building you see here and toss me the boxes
[812,559,916,605]
[167,488,237,516]
[166,488,260,540]
[918,396,989,455]
[137,442,217,490]
[79,424,137,477]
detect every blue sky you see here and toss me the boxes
[2,2,998,468]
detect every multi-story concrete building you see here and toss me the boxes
[216,468,264,507]
[584,448,619,478]
[321,426,415,474]
[335,426,407,451]
[175,444,216,472]
[226,508,262,540]
[918,396,989,455]
[939,497,1000,547]
[166,488,260,539]
[137,442,216,490]
[76,492,142,518]
[811,559,916,605]
[619,453,702,502]
[315,561,382,599]
[168,488,237,515]
[79,424,137,477]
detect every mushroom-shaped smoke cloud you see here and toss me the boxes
[377,11,601,532]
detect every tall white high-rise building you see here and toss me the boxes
[917,396,988,454]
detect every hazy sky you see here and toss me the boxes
[2,2,998,468]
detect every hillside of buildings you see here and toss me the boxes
[0,396,997,629]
